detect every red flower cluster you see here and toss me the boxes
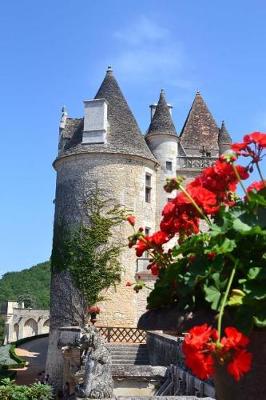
[135,231,169,257]
[247,180,266,193]
[232,132,266,164]
[183,324,252,381]
[232,132,266,153]
[183,324,217,380]
[159,158,249,238]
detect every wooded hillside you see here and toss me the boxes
[0,261,50,309]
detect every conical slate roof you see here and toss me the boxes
[218,121,232,144]
[58,68,156,163]
[180,92,219,152]
[146,90,177,137]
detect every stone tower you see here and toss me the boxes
[46,69,232,388]
[145,89,178,228]
[218,120,232,155]
[46,68,159,388]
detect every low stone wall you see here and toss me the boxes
[146,331,184,367]
[76,397,214,399]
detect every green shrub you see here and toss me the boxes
[0,378,53,399]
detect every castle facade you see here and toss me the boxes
[46,67,232,387]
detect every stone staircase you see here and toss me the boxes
[108,343,150,365]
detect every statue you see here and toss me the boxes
[75,326,113,399]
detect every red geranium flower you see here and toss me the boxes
[184,349,214,380]
[184,324,217,349]
[227,350,252,381]
[244,132,266,148]
[247,180,266,192]
[150,231,169,246]
[221,326,249,351]
[135,237,149,257]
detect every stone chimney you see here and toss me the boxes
[82,98,108,144]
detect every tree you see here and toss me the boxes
[17,293,37,309]
[51,188,128,325]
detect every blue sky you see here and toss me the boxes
[1,0,266,275]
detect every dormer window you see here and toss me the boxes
[145,173,152,203]
[166,161,172,171]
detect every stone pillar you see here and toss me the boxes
[48,326,81,394]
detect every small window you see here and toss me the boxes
[166,161,172,171]
[145,173,152,203]
[145,227,151,236]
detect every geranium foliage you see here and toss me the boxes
[128,132,266,381]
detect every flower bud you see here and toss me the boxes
[127,215,136,226]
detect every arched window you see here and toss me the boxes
[23,318,38,337]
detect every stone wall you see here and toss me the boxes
[146,331,184,367]
[0,301,49,343]
[52,152,157,329]
[47,152,158,387]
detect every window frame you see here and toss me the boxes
[145,173,152,203]
[166,161,173,171]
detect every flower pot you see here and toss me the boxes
[214,329,266,400]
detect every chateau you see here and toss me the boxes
[46,67,232,387]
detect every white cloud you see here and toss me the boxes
[114,15,169,46]
[112,16,194,89]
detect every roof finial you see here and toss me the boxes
[107,65,113,73]
[196,89,201,95]
[59,105,68,130]
[160,88,165,96]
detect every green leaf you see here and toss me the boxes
[233,218,251,232]
[253,315,266,327]
[204,285,222,310]
[212,238,236,254]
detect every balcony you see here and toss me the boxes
[177,156,217,170]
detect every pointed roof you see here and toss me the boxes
[218,121,232,144]
[146,90,177,138]
[179,91,219,152]
[59,67,156,163]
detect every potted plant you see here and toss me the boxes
[87,306,101,325]
[128,132,266,400]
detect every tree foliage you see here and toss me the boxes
[0,262,50,310]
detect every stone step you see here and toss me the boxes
[111,355,149,360]
[108,344,147,349]
[112,359,150,365]
[110,349,148,355]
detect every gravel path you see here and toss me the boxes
[14,336,49,385]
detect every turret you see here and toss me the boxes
[145,89,178,225]
[218,120,232,155]
[179,91,220,157]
